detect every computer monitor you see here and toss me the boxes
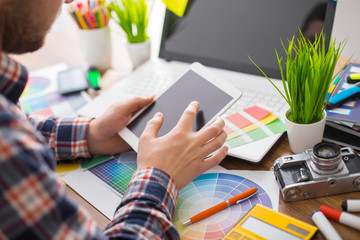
[159,0,337,79]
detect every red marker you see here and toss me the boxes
[320,205,360,231]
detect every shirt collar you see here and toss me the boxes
[0,51,28,104]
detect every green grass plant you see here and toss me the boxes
[249,30,349,124]
[109,0,149,43]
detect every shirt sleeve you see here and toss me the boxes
[0,99,105,239]
[27,114,93,161]
[104,167,180,240]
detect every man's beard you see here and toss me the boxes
[2,29,45,54]
[1,14,46,54]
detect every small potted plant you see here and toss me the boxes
[249,30,349,153]
[108,0,151,68]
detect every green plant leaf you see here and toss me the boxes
[109,0,149,43]
[248,29,350,124]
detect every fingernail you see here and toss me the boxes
[154,112,162,118]
[190,101,199,108]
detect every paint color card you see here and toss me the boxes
[224,105,286,148]
[88,151,137,196]
[244,105,270,120]
[81,155,111,169]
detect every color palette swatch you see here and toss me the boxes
[20,91,89,117]
[173,173,272,240]
[88,152,137,195]
[224,105,286,148]
[19,64,90,118]
[21,76,51,98]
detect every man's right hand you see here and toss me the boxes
[137,101,228,190]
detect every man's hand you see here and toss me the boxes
[87,96,154,156]
[137,101,228,190]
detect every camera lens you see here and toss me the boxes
[310,142,343,174]
[313,142,340,159]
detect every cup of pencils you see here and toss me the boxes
[69,0,112,71]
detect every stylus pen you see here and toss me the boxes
[181,187,258,226]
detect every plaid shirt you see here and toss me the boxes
[0,52,180,239]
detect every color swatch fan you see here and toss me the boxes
[224,105,286,148]
[173,173,272,240]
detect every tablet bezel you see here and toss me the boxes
[119,62,242,151]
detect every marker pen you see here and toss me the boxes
[326,81,360,109]
[342,199,360,212]
[320,205,360,231]
[312,210,342,240]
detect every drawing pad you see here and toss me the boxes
[119,62,242,151]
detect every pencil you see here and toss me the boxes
[96,7,104,27]
[74,10,88,29]
[69,10,82,29]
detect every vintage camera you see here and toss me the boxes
[273,142,360,201]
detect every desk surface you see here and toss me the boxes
[12,27,360,239]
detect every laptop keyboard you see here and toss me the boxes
[123,70,288,115]
[224,89,288,115]
[123,71,177,96]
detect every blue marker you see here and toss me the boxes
[326,82,360,109]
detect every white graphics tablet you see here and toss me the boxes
[119,62,242,152]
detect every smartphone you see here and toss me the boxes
[58,67,88,95]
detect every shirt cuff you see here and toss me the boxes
[121,167,179,219]
[52,117,92,160]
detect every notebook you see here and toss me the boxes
[77,0,337,162]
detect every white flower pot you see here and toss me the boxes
[126,39,151,69]
[285,109,327,154]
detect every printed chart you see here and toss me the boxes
[89,152,137,195]
[173,173,272,240]
[224,105,286,148]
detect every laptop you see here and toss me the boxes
[77,0,337,162]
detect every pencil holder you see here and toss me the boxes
[78,27,112,72]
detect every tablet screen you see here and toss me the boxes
[127,70,233,137]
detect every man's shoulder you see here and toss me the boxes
[0,94,26,125]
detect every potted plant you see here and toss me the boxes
[108,0,151,68]
[249,30,349,153]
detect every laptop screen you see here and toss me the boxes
[159,0,337,79]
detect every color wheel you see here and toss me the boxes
[173,173,272,240]
[21,76,51,98]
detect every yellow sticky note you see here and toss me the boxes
[162,0,189,17]
[260,113,278,125]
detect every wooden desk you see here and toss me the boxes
[12,28,360,239]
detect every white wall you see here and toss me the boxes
[332,0,360,59]
[52,0,360,60]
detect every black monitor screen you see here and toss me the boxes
[159,0,337,79]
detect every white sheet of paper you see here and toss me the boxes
[63,164,279,219]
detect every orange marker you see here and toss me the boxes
[182,187,258,226]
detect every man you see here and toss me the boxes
[0,0,228,239]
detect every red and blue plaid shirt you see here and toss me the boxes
[0,51,179,239]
